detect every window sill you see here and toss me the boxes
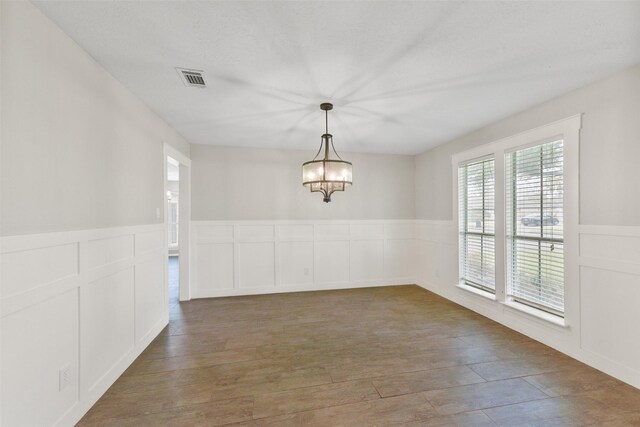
[502,300,569,329]
[456,283,496,301]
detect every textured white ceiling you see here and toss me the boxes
[34,1,640,155]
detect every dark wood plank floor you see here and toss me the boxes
[78,279,640,426]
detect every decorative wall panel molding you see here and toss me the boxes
[3,219,639,427]
[191,220,417,298]
[0,224,166,427]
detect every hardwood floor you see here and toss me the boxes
[78,274,640,426]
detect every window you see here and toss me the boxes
[458,158,495,293]
[506,140,564,315]
[452,115,579,324]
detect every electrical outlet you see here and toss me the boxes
[304,267,310,276]
[59,365,71,391]
[155,207,161,219]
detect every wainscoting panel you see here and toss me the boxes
[191,220,417,298]
[1,289,79,427]
[278,224,314,240]
[0,224,166,427]
[580,267,640,375]
[578,226,640,387]
[86,234,134,271]
[350,240,384,282]
[81,268,135,394]
[134,253,165,344]
[1,242,78,299]
[238,242,275,288]
[237,225,274,240]
[415,220,640,390]
[315,240,350,284]
[197,224,234,242]
[383,239,416,281]
[279,241,314,286]
[194,243,235,292]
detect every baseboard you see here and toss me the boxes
[192,279,416,299]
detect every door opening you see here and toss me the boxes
[164,144,191,317]
[167,156,180,306]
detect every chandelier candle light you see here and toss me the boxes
[302,103,353,202]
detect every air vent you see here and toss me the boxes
[176,68,207,88]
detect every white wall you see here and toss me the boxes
[415,64,640,225]
[413,65,640,390]
[1,2,185,425]
[1,1,190,237]
[189,145,417,299]
[191,145,415,221]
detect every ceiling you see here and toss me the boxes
[34,1,640,155]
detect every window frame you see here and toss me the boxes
[452,115,581,327]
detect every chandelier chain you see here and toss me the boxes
[325,109,328,135]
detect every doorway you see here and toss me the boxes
[167,156,180,305]
[164,145,191,313]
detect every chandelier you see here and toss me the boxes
[302,103,353,202]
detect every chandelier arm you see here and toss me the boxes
[330,138,344,161]
[311,136,323,161]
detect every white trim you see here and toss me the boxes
[163,144,191,167]
[192,219,417,225]
[579,256,640,276]
[455,153,496,167]
[502,299,568,328]
[579,224,640,237]
[456,283,496,301]
[192,280,413,299]
[451,115,582,165]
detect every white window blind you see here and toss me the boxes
[506,139,564,315]
[458,158,495,292]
